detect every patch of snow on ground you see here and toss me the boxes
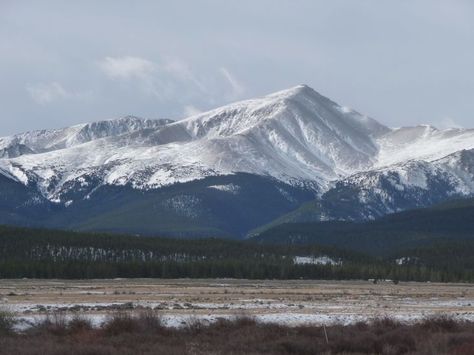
[293,256,341,266]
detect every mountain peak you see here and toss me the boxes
[280,84,312,95]
[264,84,321,101]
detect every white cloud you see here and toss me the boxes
[437,117,464,129]
[97,55,248,111]
[26,82,69,104]
[162,58,206,93]
[219,67,245,98]
[183,105,202,117]
[99,56,155,80]
[26,82,93,105]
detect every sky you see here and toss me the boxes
[1,0,473,136]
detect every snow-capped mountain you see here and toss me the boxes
[320,148,474,220]
[0,85,473,237]
[0,85,391,201]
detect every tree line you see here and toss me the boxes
[0,225,472,282]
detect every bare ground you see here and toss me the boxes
[1,279,474,328]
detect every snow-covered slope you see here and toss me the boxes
[328,148,474,219]
[0,84,473,211]
[0,116,173,158]
[376,125,474,168]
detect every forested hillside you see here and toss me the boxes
[254,198,474,254]
[0,225,472,282]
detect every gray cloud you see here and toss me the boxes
[0,0,473,136]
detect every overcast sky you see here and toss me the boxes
[1,0,473,136]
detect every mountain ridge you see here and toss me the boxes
[0,85,473,237]
[0,85,392,200]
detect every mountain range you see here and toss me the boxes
[1,85,473,238]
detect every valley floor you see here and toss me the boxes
[1,279,474,329]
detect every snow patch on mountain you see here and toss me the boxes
[161,195,204,219]
[207,184,241,194]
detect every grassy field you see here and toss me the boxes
[2,279,474,328]
[2,279,474,354]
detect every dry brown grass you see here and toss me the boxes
[0,314,473,354]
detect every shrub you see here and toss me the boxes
[0,309,15,335]
[421,314,460,332]
[34,311,69,336]
[68,313,93,333]
[1,314,474,354]
[102,312,138,336]
[136,309,165,333]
